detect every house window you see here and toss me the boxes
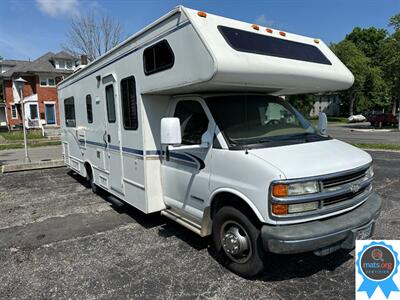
[30,104,38,119]
[105,85,116,123]
[64,97,76,127]
[120,76,138,130]
[11,104,18,119]
[58,60,66,69]
[66,61,73,69]
[86,94,93,123]
[143,40,174,75]
[40,77,56,87]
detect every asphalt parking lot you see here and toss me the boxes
[0,150,399,299]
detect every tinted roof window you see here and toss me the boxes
[218,26,331,65]
[143,40,174,75]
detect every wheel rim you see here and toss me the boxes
[221,220,252,264]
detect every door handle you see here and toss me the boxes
[103,131,108,146]
[107,134,111,143]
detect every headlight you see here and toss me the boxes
[366,166,374,178]
[272,181,320,197]
[271,201,319,215]
[288,201,319,213]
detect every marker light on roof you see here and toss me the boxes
[197,11,207,18]
[251,24,260,30]
[314,39,320,44]
[279,31,286,37]
[266,28,273,33]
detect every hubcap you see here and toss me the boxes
[221,221,252,263]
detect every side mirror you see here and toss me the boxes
[161,117,181,145]
[318,112,328,136]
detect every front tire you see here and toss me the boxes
[212,206,265,278]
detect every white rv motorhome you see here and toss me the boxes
[58,6,381,277]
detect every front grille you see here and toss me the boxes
[323,186,367,206]
[322,167,368,188]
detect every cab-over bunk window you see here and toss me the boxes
[143,40,174,75]
[64,97,76,127]
[120,76,138,130]
[218,26,331,65]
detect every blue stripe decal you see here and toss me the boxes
[146,150,162,156]
[59,21,190,90]
[122,147,144,155]
[79,139,198,165]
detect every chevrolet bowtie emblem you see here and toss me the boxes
[350,184,361,193]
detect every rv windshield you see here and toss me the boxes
[206,95,324,148]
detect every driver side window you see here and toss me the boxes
[174,101,209,145]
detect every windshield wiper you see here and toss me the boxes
[257,138,275,143]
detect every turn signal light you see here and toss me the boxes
[272,204,288,215]
[251,24,260,30]
[197,11,207,18]
[272,184,288,197]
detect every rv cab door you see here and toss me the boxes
[161,99,214,221]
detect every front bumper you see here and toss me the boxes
[261,192,382,255]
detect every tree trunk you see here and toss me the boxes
[349,96,355,116]
[392,99,398,115]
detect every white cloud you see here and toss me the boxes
[255,14,274,27]
[35,0,79,17]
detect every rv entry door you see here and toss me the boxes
[104,82,124,195]
[161,99,214,220]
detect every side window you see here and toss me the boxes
[105,85,116,123]
[120,76,138,130]
[174,101,209,145]
[64,97,76,127]
[143,40,174,75]
[86,94,93,123]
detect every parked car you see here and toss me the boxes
[367,113,399,127]
[348,114,366,123]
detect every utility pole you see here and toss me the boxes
[14,77,31,163]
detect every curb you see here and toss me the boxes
[1,159,65,173]
[362,148,400,153]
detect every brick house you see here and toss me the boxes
[0,51,78,130]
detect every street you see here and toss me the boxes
[328,123,400,145]
[0,150,398,299]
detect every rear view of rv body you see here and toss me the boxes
[58,6,380,277]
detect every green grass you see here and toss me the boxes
[352,143,400,151]
[0,140,60,151]
[0,131,45,141]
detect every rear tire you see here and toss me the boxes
[212,206,265,278]
[85,165,98,194]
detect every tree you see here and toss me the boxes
[287,94,316,117]
[345,27,388,64]
[385,13,400,113]
[331,41,370,115]
[62,12,124,61]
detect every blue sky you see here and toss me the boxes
[0,0,399,60]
